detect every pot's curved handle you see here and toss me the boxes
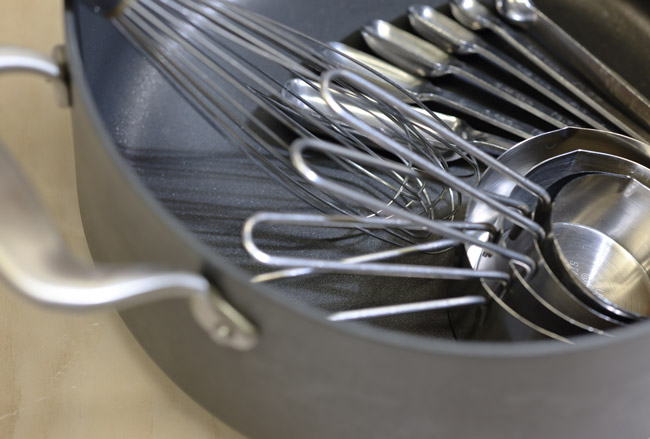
[0,45,257,351]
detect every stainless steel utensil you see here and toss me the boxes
[251,69,592,341]
[287,137,561,339]
[361,19,575,129]
[46,0,650,348]
[110,0,467,226]
[450,0,650,142]
[8,1,650,438]
[548,173,650,319]
[252,58,650,340]
[506,229,617,334]
[407,4,608,130]
[494,150,650,334]
[496,0,650,132]
[323,42,542,138]
[282,78,515,155]
[466,128,650,336]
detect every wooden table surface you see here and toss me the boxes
[0,2,245,438]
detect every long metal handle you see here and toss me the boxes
[496,0,650,132]
[446,61,573,128]
[407,5,609,130]
[322,42,540,139]
[449,1,650,142]
[0,45,257,351]
[360,20,574,129]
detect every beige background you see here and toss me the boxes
[0,2,244,438]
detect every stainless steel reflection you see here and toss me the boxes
[327,295,486,321]
[361,20,575,129]
[243,212,498,281]
[507,230,617,334]
[450,0,650,142]
[407,5,607,129]
[549,173,650,319]
[282,78,514,155]
[496,0,650,132]
[465,128,650,334]
[323,42,542,138]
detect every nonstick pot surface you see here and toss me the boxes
[65,1,650,437]
[73,0,650,340]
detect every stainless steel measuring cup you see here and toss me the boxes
[466,128,650,339]
[544,173,650,320]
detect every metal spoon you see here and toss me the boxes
[408,4,608,130]
[282,77,460,159]
[450,0,650,142]
[361,20,575,129]
[496,0,650,132]
[282,78,515,155]
[322,42,542,139]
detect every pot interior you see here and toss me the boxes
[72,0,650,341]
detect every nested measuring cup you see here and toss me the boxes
[466,128,650,340]
[544,173,650,320]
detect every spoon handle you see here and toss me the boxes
[478,14,650,142]
[407,5,608,130]
[468,44,609,130]
[362,19,572,129]
[320,41,538,138]
[418,85,542,139]
[500,2,650,134]
[447,61,575,129]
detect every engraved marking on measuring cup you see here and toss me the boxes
[569,260,605,296]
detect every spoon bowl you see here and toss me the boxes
[450,0,494,30]
[495,0,537,25]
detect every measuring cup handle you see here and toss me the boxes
[0,44,257,350]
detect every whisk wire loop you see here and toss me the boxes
[290,138,536,270]
[118,0,456,223]
[243,212,510,281]
[319,69,549,239]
